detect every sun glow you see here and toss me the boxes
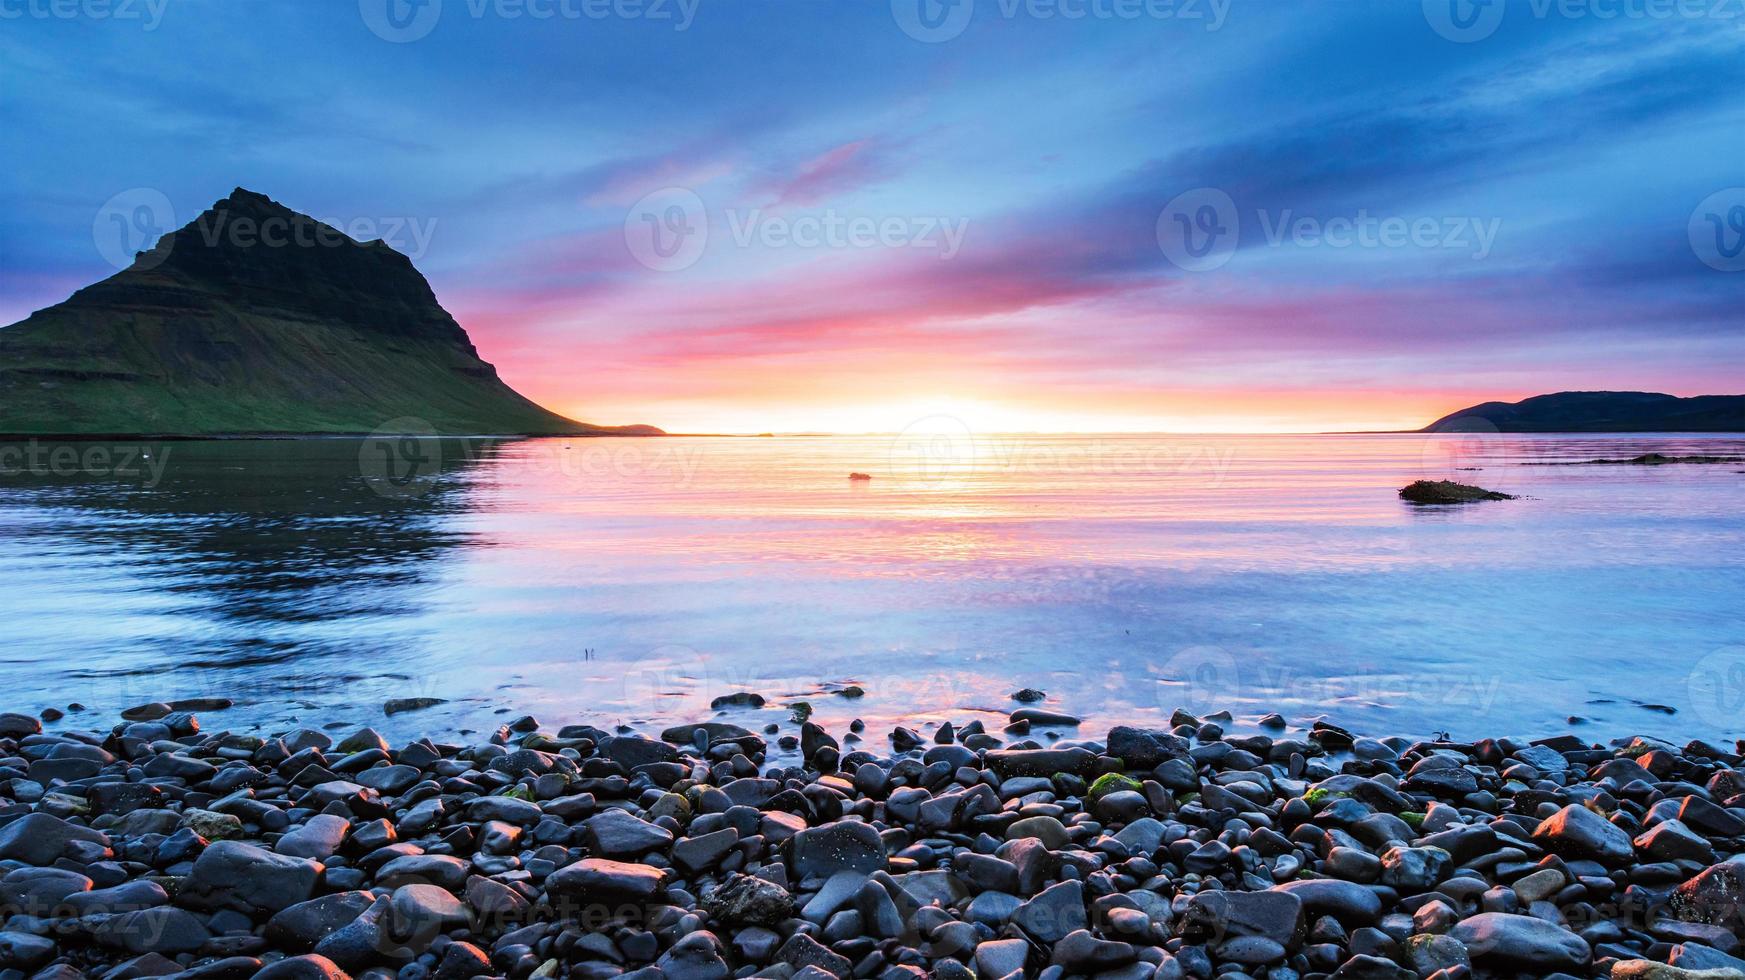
[557,390,1441,436]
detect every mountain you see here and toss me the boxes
[0,189,662,438]
[1422,391,1745,433]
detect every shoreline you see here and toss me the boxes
[3,703,1743,980]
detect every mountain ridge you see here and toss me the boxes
[1422,391,1745,433]
[0,188,662,438]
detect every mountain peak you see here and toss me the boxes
[0,189,661,438]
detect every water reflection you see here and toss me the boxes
[0,438,500,709]
[0,433,1741,744]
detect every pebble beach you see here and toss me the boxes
[2,698,1744,980]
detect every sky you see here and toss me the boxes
[1,0,1742,434]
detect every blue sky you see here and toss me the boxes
[2,0,1741,431]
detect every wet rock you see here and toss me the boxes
[0,712,43,738]
[266,892,377,950]
[433,941,491,980]
[546,857,668,906]
[181,840,323,913]
[1610,961,1745,980]
[776,933,852,977]
[382,698,445,715]
[1051,929,1134,971]
[984,748,1097,779]
[975,938,1029,977]
[1012,879,1087,943]
[582,808,674,858]
[1106,726,1192,768]
[253,955,352,980]
[92,907,213,954]
[1531,803,1633,865]
[1329,953,1416,979]
[1272,879,1383,925]
[656,930,730,980]
[1180,890,1303,949]
[703,875,795,927]
[1405,934,1471,976]
[0,812,108,865]
[1009,708,1080,727]
[0,931,57,970]
[1379,845,1451,890]
[1670,861,1745,929]
[276,814,350,859]
[788,820,886,877]
[673,827,739,873]
[1398,480,1515,504]
[1448,912,1589,971]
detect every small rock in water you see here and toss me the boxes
[1398,480,1516,504]
[382,696,447,715]
[1008,707,1080,726]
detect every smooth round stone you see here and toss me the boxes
[1216,936,1286,965]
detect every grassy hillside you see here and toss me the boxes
[0,189,661,438]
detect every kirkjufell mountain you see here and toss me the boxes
[0,189,661,437]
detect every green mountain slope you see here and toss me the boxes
[0,189,661,438]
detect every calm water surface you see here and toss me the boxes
[2,432,1742,746]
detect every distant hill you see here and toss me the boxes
[0,188,662,438]
[1422,391,1745,433]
